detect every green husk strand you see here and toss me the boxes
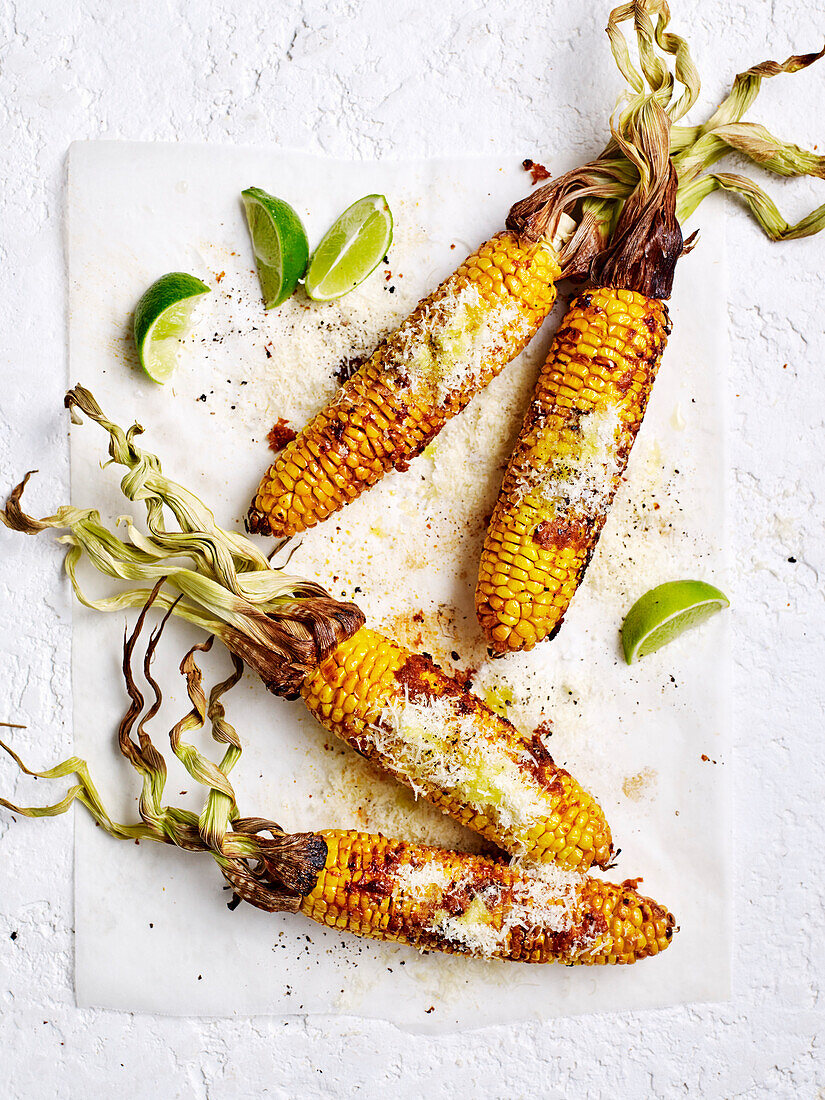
[0,386,365,696]
[611,6,825,240]
[509,1,825,261]
[606,0,699,122]
[669,48,825,237]
[0,586,328,912]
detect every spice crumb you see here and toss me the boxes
[522,158,552,184]
[267,418,298,453]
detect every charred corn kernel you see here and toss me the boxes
[301,628,612,871]
[300,831,675,964]
[476,287,671,653]
[248,233,561,537]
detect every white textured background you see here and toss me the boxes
[0,1,823,1096]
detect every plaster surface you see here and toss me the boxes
[0,1,824,1096]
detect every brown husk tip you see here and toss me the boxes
[589,98,684,300]
[233,818,329,895]
[506,165,614,254]
[246,506,272,536]
[219,826,329,914]
[590,159,683,299]
[222,595,363,697]
[220,862,304,913]
[0,471,47,534]
[507,97,685,296]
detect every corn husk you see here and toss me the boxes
[510,2,825,266]
[0,588,327,911]
[1,386,364,696]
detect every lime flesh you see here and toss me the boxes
[133,272,211,383]
[305,194,393,301]
[241,187,309,309]
[621,580,730,664]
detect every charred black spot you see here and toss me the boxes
[547,620,564,642]
[246,507,272,536]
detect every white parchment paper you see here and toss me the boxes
[67,141,730,1030]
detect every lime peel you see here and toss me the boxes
[241,187,309,309]
[305,194,393,302]
[133,272,211,384]
[621,579,730,664]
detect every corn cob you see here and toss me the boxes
[0,599,671,971]
[476,12,825,655]
[1,397,611,871]
[248,232,562,538]
[476,287,671,652]
[300,627,613,871]
[295,830,674,964]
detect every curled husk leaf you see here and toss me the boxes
[670,47,825,238]
[0,588,328,913]
[589,97,683,299]
[0,386,364,695]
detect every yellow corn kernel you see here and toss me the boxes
[476,286,671,653]
[301,628,613,871]
[298,830,675,965]
[248,233,562,538]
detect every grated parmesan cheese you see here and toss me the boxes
[386,280,531,403]
[415,865,592,959]
[517,405,622,517]
[394,860,455,901]
[432,896,506,957]
[367,692,551,845]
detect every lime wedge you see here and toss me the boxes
[133,272,211,383]
[241,187,309,309]
[621,580,730,664]
[305,194,393,301]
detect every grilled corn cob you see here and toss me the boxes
[0,396,611,871]
[248,232,562,538]
[477,12,825,654]
[476,287,671,652]
[300,627,613,871]
[293,830,674,964]
[0,603,671,971]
